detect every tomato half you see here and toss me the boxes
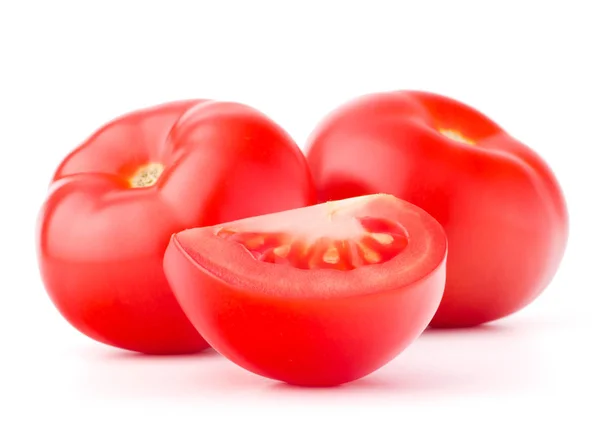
[306,91,568,327]
[37,100,316,354]
[164,194,447,386]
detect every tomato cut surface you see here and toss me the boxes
[164,194,447,386]
[215,209,408,270]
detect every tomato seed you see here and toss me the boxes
[273,245,291,258]
[323,246,340,264]
[370,233,394,245]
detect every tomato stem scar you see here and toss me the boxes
[129,163,164,188]
[439,129,475,145]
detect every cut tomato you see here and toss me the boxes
[164,194,447,386]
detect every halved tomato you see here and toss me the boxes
[164,194,447,386]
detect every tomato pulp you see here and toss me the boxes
[164,194,447,386]
[37,100,316,354]
[306,91,568,327]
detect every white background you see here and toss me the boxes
[1,1,599,433]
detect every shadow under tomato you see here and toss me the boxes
[423,320,516,336]
[266,316,549,396]
[104,346,221,361]
[266,367,465,395]
[75,344,271,398]
[74,314,557,398]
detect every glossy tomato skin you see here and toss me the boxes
[37,100,316,354]
[306,91,568,327]
[164,195,447,386]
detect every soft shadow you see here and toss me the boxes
[267,376,435,394]
[423,315,564,338]
[75,345,268,399]
[266,368,464,395]
[266,317,548,396]
[75,316,558,398]
[423,321,516,336]
[102,346,221,361]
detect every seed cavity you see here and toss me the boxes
[216,216,408,271]
[244,236,265,249]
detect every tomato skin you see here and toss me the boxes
[306,91,568,327]
[37,100,316,354]
[164,195,447,386]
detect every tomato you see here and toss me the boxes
[306,91,568,327]
[164,194,447,386]
[36,100,316,354]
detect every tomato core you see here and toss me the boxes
[215,215,409,271]
[439,128,475,145]
[129,163,164,188]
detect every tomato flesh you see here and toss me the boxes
[216,215,408,270]
[164,194,447,386]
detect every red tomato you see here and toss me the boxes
[164,194,447,386]
[306,91,568,327]
[37,100,316,354]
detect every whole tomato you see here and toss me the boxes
[306,91,568,327]
[37,100,316,354]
